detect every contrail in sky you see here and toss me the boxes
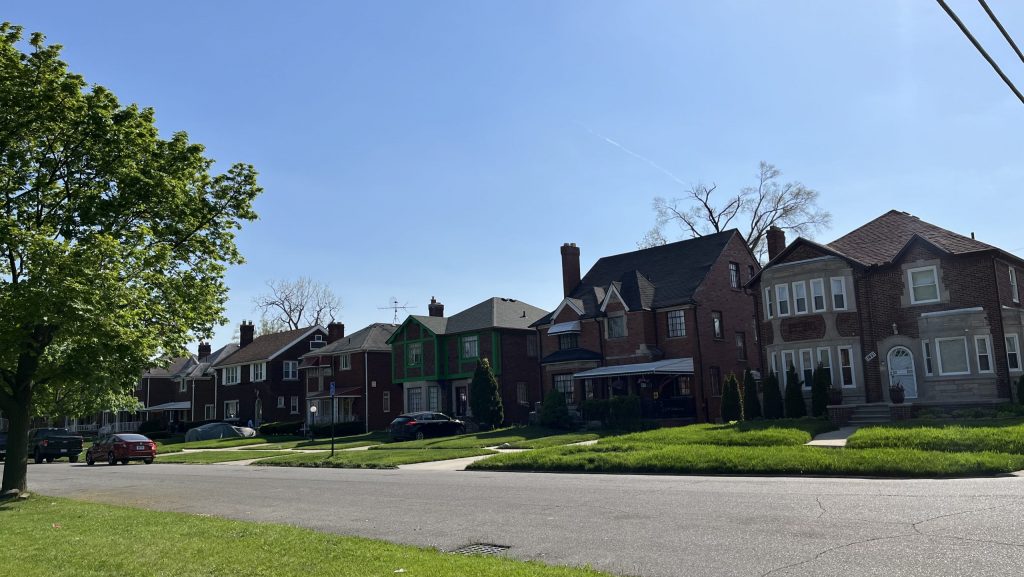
[575,121,687,187]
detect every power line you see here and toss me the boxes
[935,0,1024,105]
[977,0,1024,66]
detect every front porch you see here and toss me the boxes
[571,358,699,421]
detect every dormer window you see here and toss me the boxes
[607,315,626,339]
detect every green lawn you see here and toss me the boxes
[0,497,609,577]
[598,419,836,449]
[505,432,603,449]
[154,451,286,464]
[847,419,1024,454]
[378,426,585,450]
[248,432,389,450]
[258,448,494,469]
[159,435,303,450]
[468,443,1024,477]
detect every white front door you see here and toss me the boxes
[888,346,918,399]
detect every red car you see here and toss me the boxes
[86,433,157,466]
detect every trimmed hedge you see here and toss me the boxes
[259,420,304,436]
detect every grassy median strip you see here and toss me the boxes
[847,419,1024,454]
[505,432,602,449]
[379,426,587,450]
[0,496,608,577]
[155,450,286,464]
[467,444,1024,477]
[160,435,303,450]
[250,432,390,450]
[258,448,494,469]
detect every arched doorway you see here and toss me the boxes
[887,346,918,399]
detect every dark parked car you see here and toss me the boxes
[28,428,83,463]
[86,433,157,466]
[184,422,256,442]
[389,412,465,441]
[0,432,6,461]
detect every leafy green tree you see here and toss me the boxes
[762,371,784,419]
[811,363,831,417]
[742,369,762,420]
[720,373,742,422]
[784,364,807,418]
[539,388,572,429]
[469,358,503,429]
[0,24,261,495]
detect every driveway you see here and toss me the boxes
[10,462,1024,576]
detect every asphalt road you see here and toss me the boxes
[8,461,1024,577]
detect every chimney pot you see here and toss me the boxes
[766,227,787,261]
[239,321,255,348]
[428,297,445,317]
[560,242,581,297]
[198,342,212,361]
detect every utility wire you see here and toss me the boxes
[936,0,1024,105]
[977,0,1024,65]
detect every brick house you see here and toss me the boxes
[533,231,762,423]
[750,210,1023,418]
[388,297,547,425]
[299,322,403,432]
[173,342,239,423]
[211,321,328,426]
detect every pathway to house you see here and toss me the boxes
[397,447,527,471]
[805,426,859,447]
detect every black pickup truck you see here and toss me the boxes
[28,428,83,463]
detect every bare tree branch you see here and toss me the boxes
[252,277,341,332]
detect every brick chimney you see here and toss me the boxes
[239,320,255,348]
[428,297,444,317]
[198,342,212,361]
[327,321,345,343]
[766,227,786,261]
[560,243,581,297]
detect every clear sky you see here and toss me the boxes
[7,1,1024,351]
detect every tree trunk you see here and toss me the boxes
[1,397,31,494]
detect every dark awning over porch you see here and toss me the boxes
[572,358,694,379]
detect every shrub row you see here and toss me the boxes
[579,396,642,430]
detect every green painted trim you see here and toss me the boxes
[405,342,424,368]
[458,333,481,363]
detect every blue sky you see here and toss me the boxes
[8,1,1024,350]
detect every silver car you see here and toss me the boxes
[184,422,256,442]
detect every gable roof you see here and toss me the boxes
[213,326,325,367]
[827,210,994,267]
[535,230,739,325]
[177,343,240,379]
[144,356,193,378]
[301,323,398,357]
[390,298,548,341]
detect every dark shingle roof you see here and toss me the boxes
[403,298,548,337]
[302,323,398,357]
[540,348,604,364]
[828,210,993,266]
[213,326,324,367]
[535,230,738,325]
[145,356,192,378]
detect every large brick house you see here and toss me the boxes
[299,322,403,432]
[173,342,239,423]
[751,210,1023,415]
[388,297,547,424]
[211,322,328,426]
[533,231,762,423]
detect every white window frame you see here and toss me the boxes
[810,278,826,313]
[921,340,934,376]
[1007,334,1021,372]
[277,396,285,409]
[793,281,808,315]
[975,335,994,374]
[1011,267,1020,304]
[781,350,796,385]
[830,277,848,311]
[179,380,187,393]
[908,265,940,305]
[460,335,479,359]
[290,396,299,414]
[764,287,775,319]
[224,366,240,385]
[383,391,391,413]
[283,360,298,380]
[204,404,215,420]
[771,352,779,376]
[816,347,834,386]
[776,285,791,317]
[224,399,239,419]
[252,362,266,382]
[339,354,351,371]
[667,309,686,338]
[408,342,424,366]
[837,346,855,388]
[799,349,814,389]
[935,336,971,376]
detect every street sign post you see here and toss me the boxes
[329,381,336,457]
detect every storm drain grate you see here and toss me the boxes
[450,543,511,556]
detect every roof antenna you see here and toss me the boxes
[378,297,414,324]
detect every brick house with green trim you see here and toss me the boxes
[388,297,547,425]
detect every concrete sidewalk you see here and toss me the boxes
[398,447,527,471]
[805,426,859,447]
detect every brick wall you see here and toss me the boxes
[780,316,827,341]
